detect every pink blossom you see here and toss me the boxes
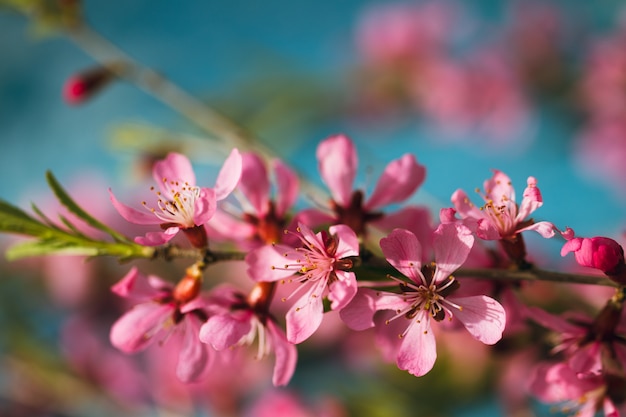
[198,285,297,387]
[297,134,427,237]
[109,150,242,246]
[529,362,622,417]
[245,222,359,344]
[450,170,555,240]
[340,224,506,376]
[109,267,214,383]
[526,305,626,378]
[562,236,626,282]
[207,152,299,248]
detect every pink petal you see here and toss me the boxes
[110,302,173,353]
[317,134,357,207]
[516,176,543,220]
[327,270,357,310]
[199,312,253,350]
[109,189,161,225]
[339,288,379,330]
[379,228,423,283]
[569,341,602,376]
[329,224,360,258]
[176,314,212,382]
[432,223,474,281]
[451,189,484,222]
[266,320,297,387]
[475,219,503,240]
[396,311,437,376]
[561,238,583,256]
[134,227,180,246]
[111,267,164,300]
[483,170,514,203]
[529,362,593,402]
[371,206,433,262]
[297,222,326,251]
[153,153,196,197]
[525,306,586,334]
[273,158,299,218]
[192,187,217,225]
[239,152,270,216]
[214,148,242,201]
[340,289,413,330]
[517,221,555,238]
[245,244,297,282]
[286,281,325,344]
[364,153,426,210]
[449,295,506,345]
[206,210,256,243]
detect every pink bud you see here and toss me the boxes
[62,65,116,105]
[561,237,626,282]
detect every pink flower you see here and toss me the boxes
[450,170,555,240]
[245,222,359,344]
[526,305,626,377]
[198,284,297,387]
[109,267,213,383]
[207,152,299,248]
[297,134,427,237]
[562,236,626,283]
[529,362,622,417]
[340,224,506,377]
[109,149,242,246]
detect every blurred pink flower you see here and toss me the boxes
[529,362,623,417]
[109,267,214,383]
[245,389,347,417]
[198,285,297,387]
[110,150,241,246]
[246,222,359,344]
[297,134,428,238]
[207,152,299,248]
[340,224,506,376]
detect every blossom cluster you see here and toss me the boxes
[100,134,626,416]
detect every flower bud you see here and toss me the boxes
[561,237,626,284]
[62,65,116,105]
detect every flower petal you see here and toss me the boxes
[517,221,555,238]
[109,189,161,225]
[449,295,506,345]
[379,228,423,283]
[192,187,217,225]
[214,148,242,201]
[239,152,270,216]
[329,224,360,258]
[110,302,173,353]
[365,153,425,210]
[111,267,165,300]
[266,320,297,387]
[153,153,196,197]
[396,311,437,377]
[450,189,484,222]
[199,312,253,351]
[134,227,180,246]
[516,176,543,221]
[317,134,357,207]
[327,270,357,311]
[273,158,299,218]
[433,223,474,281]
[286,281,325,344]
[177,314,212,383]
[245,244,297,282]
[483,170,514,204]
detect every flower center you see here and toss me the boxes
[142,179,200,227]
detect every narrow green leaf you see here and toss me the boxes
[45,171,130,243]
[6,241,99,260]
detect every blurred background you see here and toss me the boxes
[2,0,626,416]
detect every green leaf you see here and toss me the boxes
[45,171,130,243]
